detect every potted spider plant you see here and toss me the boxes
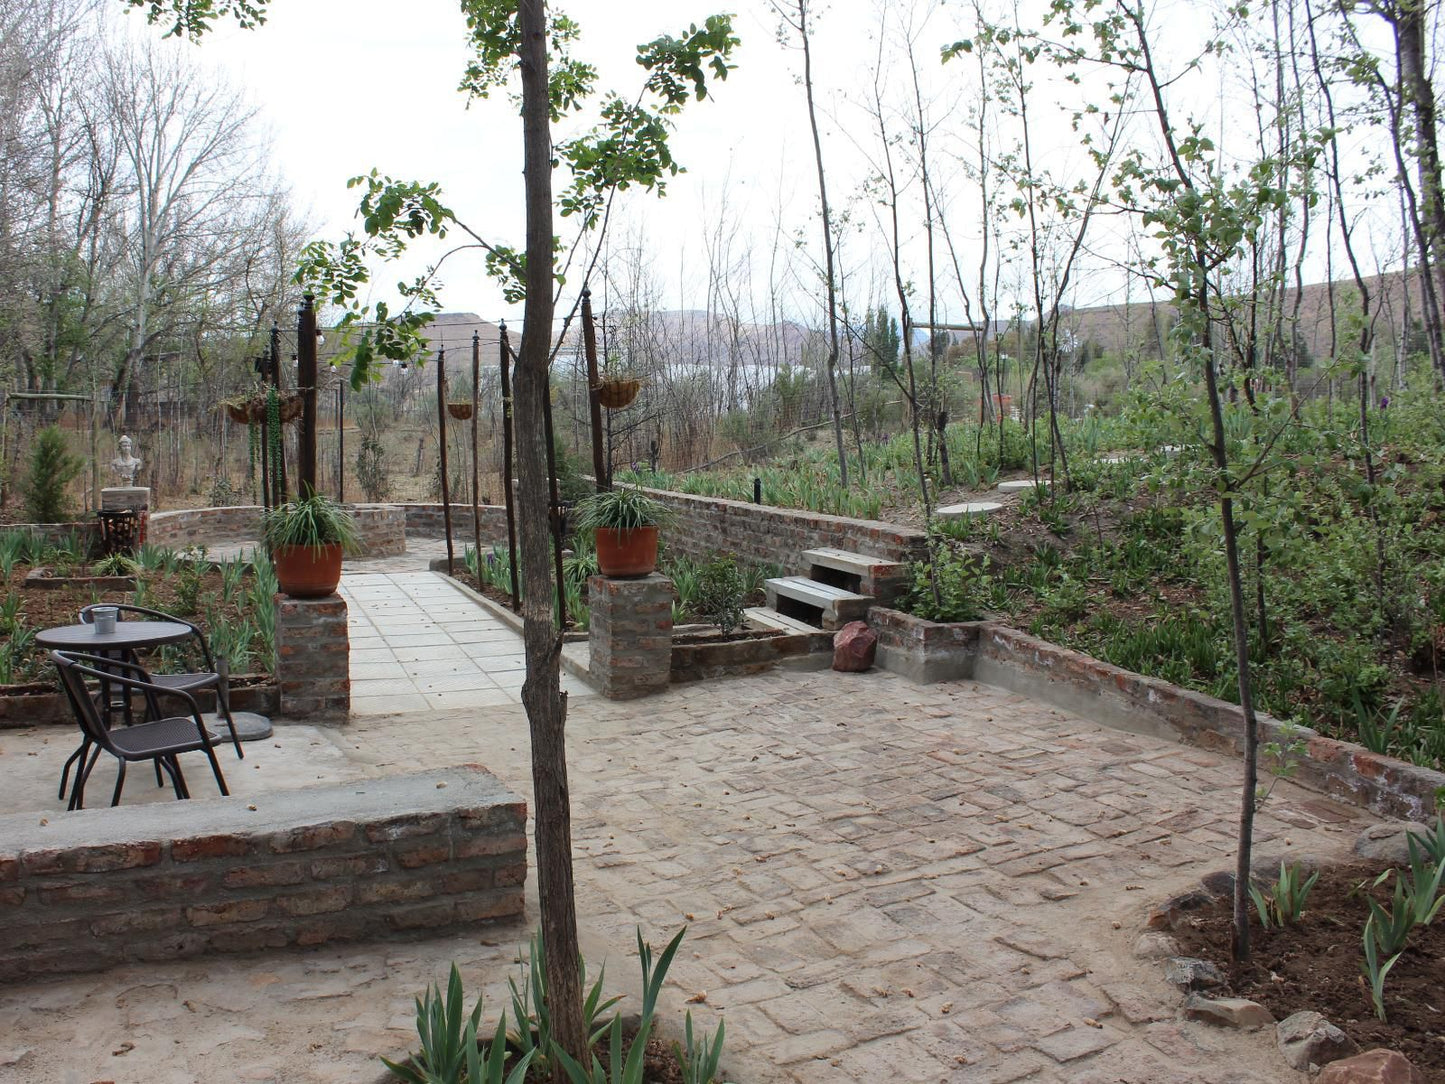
[261,492,360,597]
[572,486,669,578]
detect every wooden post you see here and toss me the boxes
[297,295,318,498]
[500,323,520,611]
[581,286,607,492]
[471,331,482,571]
[437,347,454,576]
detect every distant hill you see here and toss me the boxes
[1058,268,1427,364]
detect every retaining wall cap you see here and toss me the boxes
[0,767,521,859]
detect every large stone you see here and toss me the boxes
[832,621,877,673]
[1181,994,1273,1030]
[1353,822,1436,865]
[1276,1011,1358,1072]
[1317,1049,1426,1084]
[1133,931,1179,959]
[1164,957,1225,991]
[1147,889,1215,930]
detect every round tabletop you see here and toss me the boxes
[36,621,194,652]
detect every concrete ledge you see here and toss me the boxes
[0,766,527,984]
[671,629,832,683]
[870,609,1445,821]
[869,608,979,684]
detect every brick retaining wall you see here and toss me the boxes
[869,608,1445,821]
[640,487,928,571]
[148,505,262,548]
[402,503,509,542]
[0,681,277,731]
[0,766,527,983]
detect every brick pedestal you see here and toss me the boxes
[588,574,673,699]
[276,593,349,719]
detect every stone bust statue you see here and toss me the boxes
[111,435,142,486]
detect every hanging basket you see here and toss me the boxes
[446,401,474,420]
[220,392,304,425]
[594,378,642,410]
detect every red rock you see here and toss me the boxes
[832,621,877,672]
[1318,1049,1425,1084]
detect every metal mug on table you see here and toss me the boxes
[92,606,119,636]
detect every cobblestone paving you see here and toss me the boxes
[0,668,1373,1083]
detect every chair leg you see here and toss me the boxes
[69,746,103,812]
[201,744,229,797]
[154,758,165,788]
[58,739,89,801]
[171,756,190,799]
[110,760,128,807]
[158,757,188,800]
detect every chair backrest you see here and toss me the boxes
[50,651,118,752]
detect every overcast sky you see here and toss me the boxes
[139,0,888,327]
[123,0,1405,333]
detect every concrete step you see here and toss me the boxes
[764,576,874,630]
[937,500,1003,520]
[996,478,1049,493]
[802,547,907,580]
[744,607,822,634]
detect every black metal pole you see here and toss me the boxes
[337,379,345,503]
[582,286,607,492]
[471,331,482,570]
[541,358,567,629]
[297,295,318,498]
[499,322,520,610]
[437,347,454,576]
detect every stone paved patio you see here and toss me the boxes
[0,664,1376,1083]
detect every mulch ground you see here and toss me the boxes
[1172,862,1445,1078]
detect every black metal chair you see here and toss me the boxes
[51,651,230,810]
[77,604,243,759]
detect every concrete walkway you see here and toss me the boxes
[339,570,592,715]
[0,666,1374,1083]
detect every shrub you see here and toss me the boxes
[696,557,745,634]
[355,434,391,502]
[22,426,84,524]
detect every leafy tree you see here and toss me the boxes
[863,305,901,371]
[120,0,737,1069]
[23,425,85,523]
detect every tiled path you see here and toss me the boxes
[339,570,592,714]
[0,667,1376,1083]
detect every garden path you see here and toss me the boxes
[338,567,593,715]
[0,667,1378,1083]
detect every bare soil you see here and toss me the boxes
[1171,862,1445,1078]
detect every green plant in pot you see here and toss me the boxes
[262,492,360,598]
[573,486,669,579]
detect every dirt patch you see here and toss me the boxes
[1171,862,1445,1077]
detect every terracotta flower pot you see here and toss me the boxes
[273,543,344,598]
[594,526,659,579]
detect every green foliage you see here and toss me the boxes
[573,487,669,531]
[1362,915,1402,1022]
[676,1013,729,1084]
[695,557,745,634]
[903,544,990,623]
[22,426,84,524]
[1248,861,1319,928]
[262,493,361,552]
[380,963,535,1084]
[90,554,139,577]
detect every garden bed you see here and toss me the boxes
[1170,861,1445,1077]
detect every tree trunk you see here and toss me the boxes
[516,0,586,1073]
[796,0,848,489]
